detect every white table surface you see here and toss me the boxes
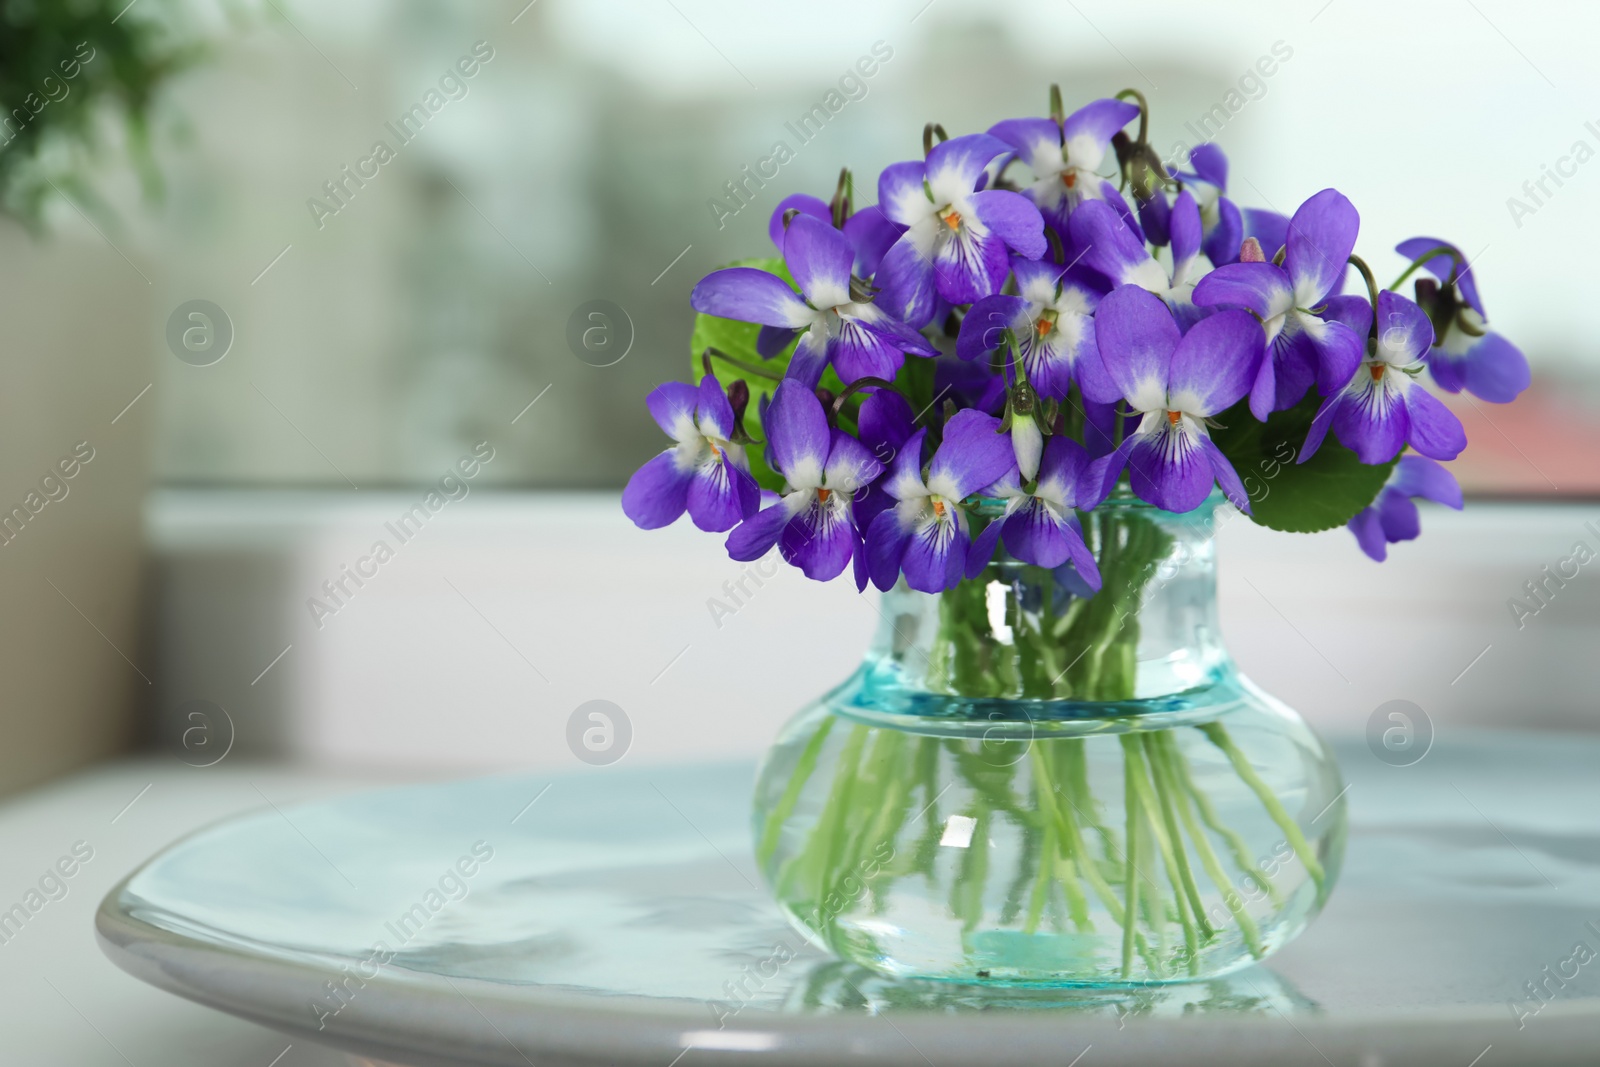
[0,758,426,1067]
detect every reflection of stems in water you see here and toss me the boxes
[758,714,835,867]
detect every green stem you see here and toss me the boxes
[1198,722,1325,891]
[1120,745,1142,978]
[1122,734,1197,967]
[1166,740,1266,959]
[1145,732,1213,940]
[1023,818,1056,935]
[1167,736,1284,907]
[1028,745,1092,937]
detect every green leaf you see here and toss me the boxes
[1209,393,1395,533]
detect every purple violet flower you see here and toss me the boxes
[875,134,1049,328]
[1347,454,1463,561]
[1192,188,1366,419]
[1300,290,1467,465]
[1395,237,1530,404]
[955,256,1117,403]
[865,409,1018,593]
[987,98,1141,231]
[622,374,760,532]
[1089,286,1263,512]
[725,380,884,581]
[692,214,937,387]
[966,436,1103,589]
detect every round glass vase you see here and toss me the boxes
[751,495,1347,987]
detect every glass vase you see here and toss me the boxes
[751,494,1347,986]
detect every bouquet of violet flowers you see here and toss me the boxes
[624,88,1526,662]
[619,88,1530,984]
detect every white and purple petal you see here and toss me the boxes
[1001,498,1073,568]
[1092,284,1181,412]
[1401,384,1466,461]
[925,133,1012,203]
[781,491,857,581]
[875,224,939,329]
[726,494,804,562]
[645,381,702,442]
[1433,319,1529,403]
[785,327,831,387]
[783,214,854,310]
[622,450,694,530]
[763,379,831,486]
[691,267,814,329]
[878,160,933,228]
[1284,188,1359,306]
[927,409,1014,500]
[1166,308,1263,417]
[1061,98,1139,170]
[988,117,1063,177]
[1123,417,1215,512]
[1285,310,1362,397]
[1168,190,1203,282]
[1192,262,1294,320]
[970,188,1047,259]
[900,507,968,593]
[1374,290,1434,367]
[1392,455,1463,509]
[823,429,884,493]
[1329,382,1407,464]
[883,426,930,501]
[687,454,759,532]
[1068,200,1166,292]
[695,374,736,441]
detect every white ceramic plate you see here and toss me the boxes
[97,734,1600,1066]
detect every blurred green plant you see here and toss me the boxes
[0,0,206,226]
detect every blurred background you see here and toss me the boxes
[1,0,1597,795]
[2,2,1598,1063]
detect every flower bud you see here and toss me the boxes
[1011,410,1043,482]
